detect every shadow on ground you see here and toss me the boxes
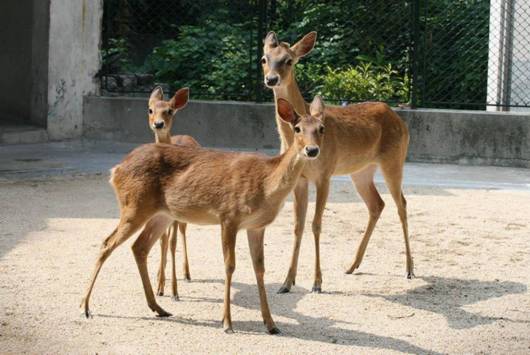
[363,276,528,329]
[97,275,527,353]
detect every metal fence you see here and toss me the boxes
[100,0,530,110]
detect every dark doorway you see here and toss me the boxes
[0,0,49,143]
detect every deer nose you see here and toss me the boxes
[153,120,164,129]
[305,146,320,158]
[265,75,279,86]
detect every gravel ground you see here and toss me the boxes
[0,175,529,354]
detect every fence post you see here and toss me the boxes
[410,0,420,109]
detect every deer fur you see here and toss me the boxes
[81,97,326,334]
[147,87,199,298]
[261,31,413,294]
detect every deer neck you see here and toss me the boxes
[272,73,307,152]
[154,131,172,144]
[266,143,305,199]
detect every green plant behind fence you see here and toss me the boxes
[101,0,528,110]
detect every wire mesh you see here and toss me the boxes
[99,0,530,110]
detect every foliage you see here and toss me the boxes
[143,14,255,100]
[101,38,135,73]
[417,0,489,108]
[319,63,409,104]
[100,0,489,107]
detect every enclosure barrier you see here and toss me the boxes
[99,0,530,111]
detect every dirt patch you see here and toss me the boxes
[0,176,529,354]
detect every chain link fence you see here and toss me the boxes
[99,0,530,110]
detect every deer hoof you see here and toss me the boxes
[311,286,322,293]
[277,286,291,294]
[223,325,234,334]
[83,309,93,319]
[157,290,164,296]
[153,307,172,317]
[345,264,359,274]
[268,326,281,335]
[172,296,180,302]
[407,272,415,279]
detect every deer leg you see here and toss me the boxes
[156,228,170,296]
[380,159,414,279]
[132,214,174,317]
[278,177,308,294]
[178,222,191,281]
[247,228,280,334]
[169,222,179,300]
[81,211,146,318]
[221,223,237,333]
[310,177,330,293]
[346,165,385,274]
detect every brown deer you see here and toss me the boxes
[261,31,413,294]
[147,87,198,298]
[81,97,326,334]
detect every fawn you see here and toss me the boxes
[147,87,199,298]
[261,31,413,293]
[81,96,326,334]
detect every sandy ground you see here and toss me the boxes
[0,175,529,354]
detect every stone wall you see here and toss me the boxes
[84,96,530,168]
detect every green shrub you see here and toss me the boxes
[319,62,408,104]
[144,20,254,100]
[102,37,134,73]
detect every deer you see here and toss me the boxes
[81,96,326,334]
[261,31,413,294]
[147,86,198,299]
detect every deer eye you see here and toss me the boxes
[167,109,173,115]
[148,108,153,114]
[319,126,325,134]
[260,57,266,65]
[285,58,293,66]
[294,126,301,133]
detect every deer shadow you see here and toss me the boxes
[362,276,528,329]
[99,278,443,354]
[99,274,527,352]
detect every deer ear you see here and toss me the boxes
[277,98,299,125]
[264,31,279,47]
[310,95,325,119]
[169,87,189,111]
[149,86,164,105]
[291,31,317,58]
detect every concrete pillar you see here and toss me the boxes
[47,0,103,140]
[510,0,530,112]
[487,0,513,112]
[487,0,530,112]
[30,0,51,128]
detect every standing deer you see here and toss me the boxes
[147,87,198,298]
[261,31,413,294]
[81,97,326,334]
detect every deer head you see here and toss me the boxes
[277,95,325,159]
[261,31,317,88]
[147,87,189,138]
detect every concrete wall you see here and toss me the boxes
[0,0,34,123]
[397,109,530,167]
[83,97,280,149]
[83,96,530,168]
[47,0,103,140]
